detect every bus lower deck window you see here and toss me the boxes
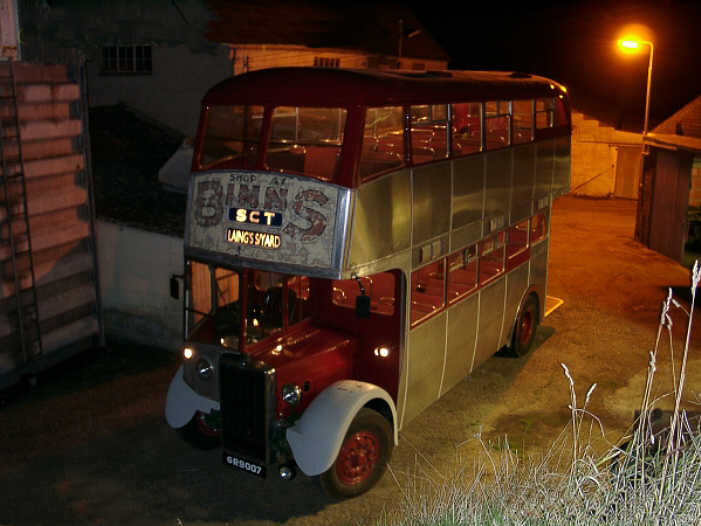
[531,212,547,243]
[447,244,478,303]
[479,232,505,285]
[411,260,445,326]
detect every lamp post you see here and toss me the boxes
[618,37,654,150]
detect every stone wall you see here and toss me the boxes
[570,111,642,197]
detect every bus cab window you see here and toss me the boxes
[447,244,478,303]
[360,106,404,181]
[266,106,347,181]
[411,260,445,326]
[479,232,505,285]
[512,100,534,144]
[531,213,547,243]
[485,101,511,150]
[452,102,482,156]
[507,219,530,259]
[410,104,449,164]
[200,105,263,169]
[331,271,396,316]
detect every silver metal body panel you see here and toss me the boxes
[484,150,510,235]
[441,294,479,397]
[346,138,566,431]
[471,278,506,370]
[500,261,531,349]
[451,155,485,249]
[348,169,411,268]
[554,137,571,197]
[530,238,549,319]
[511,144,536,223]
[402,312,447,426]
[535,139,555,203]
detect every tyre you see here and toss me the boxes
[178,410,221,450]
[512,294,539,357]
[320,407,393,499]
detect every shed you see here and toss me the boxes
[635,95,701,265]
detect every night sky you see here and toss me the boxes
[411,1,701,131]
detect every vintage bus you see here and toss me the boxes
[165,67,570,498]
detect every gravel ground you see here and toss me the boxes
[0,195,699,526]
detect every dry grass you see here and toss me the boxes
[384,263,701,526]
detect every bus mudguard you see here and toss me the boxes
[286,380,398,476]
[165,365,220,429]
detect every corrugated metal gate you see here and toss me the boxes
[0,61,103,389]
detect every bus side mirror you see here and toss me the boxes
[170,275,181,299]
[356,294,370,318]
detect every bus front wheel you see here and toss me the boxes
[513,295,539,357]
[320,408,393,499]
[179,410,221,450]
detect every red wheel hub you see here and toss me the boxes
[195,411,220,437]
[336,431,380,485]
[519,309,534,346]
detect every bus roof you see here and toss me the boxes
[202,67,568,108]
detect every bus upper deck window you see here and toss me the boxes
[410,104,448,164]
[485,101,511,150]
[512,100,533,144]
[200,105,263,169]
[266,107,347,181]
[452,102,482,156]
[536,98,555,129]
[359,106,405,181]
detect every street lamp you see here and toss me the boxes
[617,36,654,150]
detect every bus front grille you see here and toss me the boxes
[219,353,274,464]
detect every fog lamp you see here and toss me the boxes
[196,357,214,380]
[282,384,302,405]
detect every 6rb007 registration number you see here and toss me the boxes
[223,453,266,477]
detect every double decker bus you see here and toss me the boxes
[165,67,570,498]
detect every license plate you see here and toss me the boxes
[223,452,266,478]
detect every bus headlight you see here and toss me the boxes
[196,357,214,381]
[282,384,302,405]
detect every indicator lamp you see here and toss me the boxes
[373,346,391,358]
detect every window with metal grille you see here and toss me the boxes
[313,57,340,68]
[102,45,152,74]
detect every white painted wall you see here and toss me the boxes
[97,220,183,350]
[87,44,231,137]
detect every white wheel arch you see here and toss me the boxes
[165,365,220,429]
[286,380,398,476]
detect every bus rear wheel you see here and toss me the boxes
[320,408,393,499]
[513,295,539,357]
